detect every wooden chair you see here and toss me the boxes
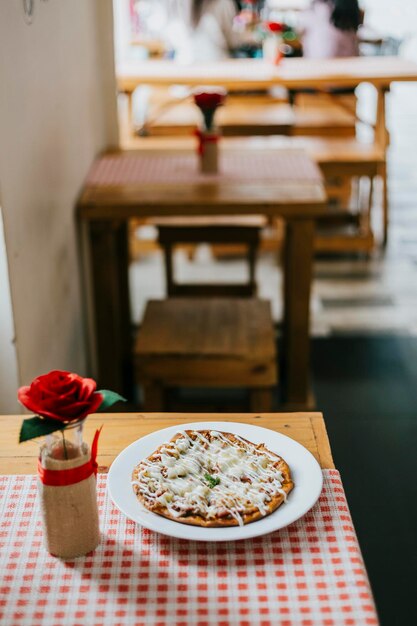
[155,216,266,297]
[299,137,386,252]
[134,298,278,412]
[134,216,278,411]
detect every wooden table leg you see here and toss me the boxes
[375,87,390,247]
[282,219,315,407]
[125,90,134,133]
[88,220,133,397]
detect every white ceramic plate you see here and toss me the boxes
[107,421,323,542]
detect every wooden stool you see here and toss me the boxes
[135,298,278,412]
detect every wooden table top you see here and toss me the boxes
[0,412,334,474]
[78,148,327,220]
[117,56,417,91]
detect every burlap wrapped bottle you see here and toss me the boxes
[38,421,100,559]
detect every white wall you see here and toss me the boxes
[361,0,417,39]
[0,0,118,400]
[0,205,19,413]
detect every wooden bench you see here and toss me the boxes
[135,298,278,412]
[140,96,293,137]
[290,91,357,138]
[137,92,356,139]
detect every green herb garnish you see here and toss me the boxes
[204,473,220,488]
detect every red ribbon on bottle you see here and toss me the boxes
[194,129,219,156]
[37,427,102,487]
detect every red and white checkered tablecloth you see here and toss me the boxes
[0,470,378,626]
[86,152,321,186]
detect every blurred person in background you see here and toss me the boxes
[167,0,258,62]
[300,0,361,58]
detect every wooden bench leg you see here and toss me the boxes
[378,162,388,247]
[250,388,273,412]
[358,175,373,236]
[125,91,134,134]
[143,382,165,411]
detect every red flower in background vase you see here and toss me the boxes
[193,90,226,131]
[194,92,225,111]
[266,22,284,33]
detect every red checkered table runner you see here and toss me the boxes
[86,151,321,186]
[0,470,378,626]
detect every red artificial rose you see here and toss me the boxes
[193,92,225,111]
[267,21,284,33]
[18,370,103,423]
[194,91,226,131]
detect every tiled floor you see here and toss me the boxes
[311,334,417,626]
[129,83,417,336]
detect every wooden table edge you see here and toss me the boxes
[309,413,335,469]
[0,412,335,473]
[77,200,328,220]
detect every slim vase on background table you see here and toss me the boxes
[194,89,225,175]
[197,130,219,174]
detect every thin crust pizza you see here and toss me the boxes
[131,430,294,527]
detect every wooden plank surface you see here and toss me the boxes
[0,412,334,474]
[135,299,277,391]
[78,148,327,220]
[79,181,326,220]
[117,57,417,91]
[95,136,385,164]
[145,99,294,137]
[135,299,276,359]
[140,93,356,138]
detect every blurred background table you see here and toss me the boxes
[118,56,417,92]
[78,147,326,407]
[118,56,417,248]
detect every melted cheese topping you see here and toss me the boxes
[132,430,289,526]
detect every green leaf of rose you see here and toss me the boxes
[19,416,66,443]
[97,390,127,411]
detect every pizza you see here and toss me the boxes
[131,429,294,527]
